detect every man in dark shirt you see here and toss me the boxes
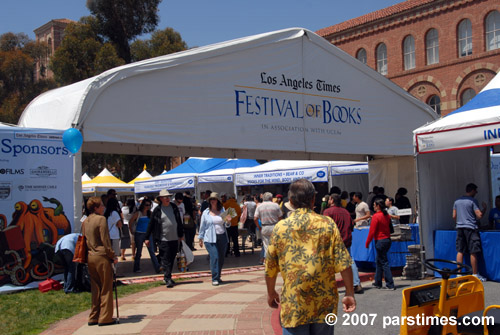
[324,194,363,293]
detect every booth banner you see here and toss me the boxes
[0,127,74,287]
[416,122,500,154]
[198,174,233,183]
[82,186,135,193]
[135,176,195,193]
[235,166,328,186]
[331,164,368,176]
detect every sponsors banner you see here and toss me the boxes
[0,127,74,286]
[135,176,195,193]
[235,166,328,186]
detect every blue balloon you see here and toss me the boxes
[62,128,83,154]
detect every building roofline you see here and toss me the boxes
[34,19,75,34]
[316,0,437,37]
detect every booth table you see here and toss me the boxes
[434,230,500,282]
[351,224,420,269]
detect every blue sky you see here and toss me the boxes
[2,0,402,48]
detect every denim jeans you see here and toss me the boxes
[282,323,334,335]
[349,246,360,286]
[56,249,76,293]
[204,234,228,281]
[375,238,394,288]
[134,232,160,272]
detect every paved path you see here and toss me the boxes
[41,268,281,335]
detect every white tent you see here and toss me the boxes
[19,27,437,224]
[128,169,153,185]
[82,168,134,195]
[81,173,91,182]
[413,70,500,259]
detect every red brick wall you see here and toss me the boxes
[321,0,500,116]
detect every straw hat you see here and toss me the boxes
[158,189,173,197]
[207,192,220,201]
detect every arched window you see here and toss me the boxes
[356,48,367,64]
[486,10,500,51]
[428,95,441,115]
[461,88,476,106]
[426,29,439,65]
[376,43,387,75]
[403,35,415,70]
[458,19,472,57]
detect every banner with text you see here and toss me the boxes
[135,176,195,193]
[0,127,74,286]
[235,166,328,186]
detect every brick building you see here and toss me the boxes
[317,0,500,116]
[33,19,73,81]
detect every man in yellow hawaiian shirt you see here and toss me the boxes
[265,179,356,335]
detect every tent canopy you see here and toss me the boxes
[413,71,500,259]
[82,168,134,194]
[128,169,153,185]
[414,73,500,154]
[81,173,91,182]
[19,28,436,161]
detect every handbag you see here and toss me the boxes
[239,205,248,229]
[73,219,88,263]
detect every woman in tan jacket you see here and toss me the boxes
[84,197,118,326]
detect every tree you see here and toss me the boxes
[0,32,29,52]
[50,17,123,85]
[86,0,162,63]
[131,27,187,62]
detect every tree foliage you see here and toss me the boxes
[0,33,56,124]
[86,0,162,63]
[50,17,124,85]
[131,27,187,62]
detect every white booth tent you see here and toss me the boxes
[19,28,437,225]
[413,70,500,258]
[82,168,134,195]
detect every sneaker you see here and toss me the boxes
[212,280,219,286]
[372,282,382,289]
[166,279,176,288]
[382,286,396,290]
[354,285,364,294]
[473,273,487,282]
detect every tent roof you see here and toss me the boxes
[162,158,227,175]
[19,28,436,161]
[82,173,92,182]
[84,168,128,187]
[414,72,500,154]
[128,169,153,184]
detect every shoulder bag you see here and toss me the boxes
[73,218,88,263]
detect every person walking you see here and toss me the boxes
[103,198,122,275]
[366,198,395,290]
[323,194,363,294]
[254,192,282,264]
[265,179,356,335]
[129,199,160,274]
[146,189,184,288]
[221,193,242,257]
[83,197,117,326]
[198,192,231,286]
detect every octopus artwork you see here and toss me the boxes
[0,197,72,286]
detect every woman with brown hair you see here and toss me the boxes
[84,196,117,326]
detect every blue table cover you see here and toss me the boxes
[434,230,500,282]
[351,224,420,269]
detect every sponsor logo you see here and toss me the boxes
[419,136,435,150]
[30,166,57,178]
[0,182,12,200]
[0,168,24,175]
[188,179,194,185]
[317,171,326,178]
[17,185,57,192]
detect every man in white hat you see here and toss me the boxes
[146,189,184,288]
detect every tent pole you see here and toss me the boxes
[414,153,426,278]
[74,151,83,232]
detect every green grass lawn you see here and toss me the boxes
[0,281,163,335]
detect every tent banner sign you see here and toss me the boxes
[135,176,195,193]
[235,166,328,186]
[331,164,368,176]
[0,127,74,287]
[416,123,500,153]
[198,174,233,184]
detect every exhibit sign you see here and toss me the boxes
[235,166,328,186]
